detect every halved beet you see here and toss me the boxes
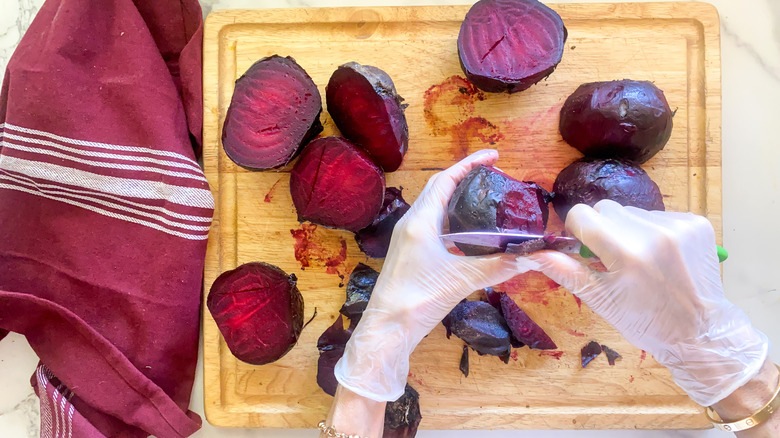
[552,157,664,222]
[355,187,411,258]
[339,263,379,320]
[447,300,511,360]
[384,384,422,438]
[326,63,409,171]
[448,165,550,255]
[559,80,673,163]
[498,293,556,350]
[221,55,323,169]
[458,0,567,93]
[581,341,602,368]
[317,316,353,396]
[207,262,303,365]
[290,137,386,231]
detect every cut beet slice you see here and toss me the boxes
[290,136,386,231]
[559,80,673,163]
[384,384,422,438]
[498,292,557,350]
[458,0,567,93]
[207,262,304,365]
[355,187,411,258]
[552,157,664,222]
[447,300,511,359]
[221,55,323,169]
[459,344,470,378]
[448,165,550,255]
[483,287,501,310]
[339,263,379,320]
[327,63,409,172]
[601,344,622,366]
[580,341,603,368]
[316,316,354,396]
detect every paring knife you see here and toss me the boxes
[440,231,729,263]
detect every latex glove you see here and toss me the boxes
[334,150,537,402]
[529,200,768,406]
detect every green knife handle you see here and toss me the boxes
[579,244,728,263]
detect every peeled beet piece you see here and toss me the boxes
[448,165,550,255]
[317,316,353,396]
[458,0,567,93]
[459,344,470,378]
[207,262,303,365]
[290,137,386,231]
[498,292,556,350]
[384,384,422,438]
[601,344,622,366]
[327,62,409,172]
[221,55,323,169]
[339,263,379,320]
[581,341,603,368]
[552,157,664,221]
[559,80,673,163]
[355,187,411,258]
[448,301,511,360]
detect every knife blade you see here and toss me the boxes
[439,231,585,255]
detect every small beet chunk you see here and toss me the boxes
[458,0,567,93]
[355,187,411,258]
[317,316,353,396]
[601,344,622,366]
[581,341,603,368]
[483,287,501,310]
[498,292,556,350]
[221,55,322,169]
[448,301,511,359]
[339,263,380,320]
[448,165,550,255]
[384,384,422,438]
[290,137,386,231]
[459,344,470,378]
[559,80,673,163]
[327,63,409,172]
[207,262,303,365]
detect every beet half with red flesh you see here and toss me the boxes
[339,263,379,320]
[384,384,422,438]
[290,136,386,232]
[559,80,673,163]
[458,0,567,93]
[355,187,411,258]
[498,292,557,350]
[317,315,353,396]
[221,55,323,169]
[552,157,664,222]
[207,262,304,365]
[327,63,409,172]
[447,300,512,361]
[448,165,550,255]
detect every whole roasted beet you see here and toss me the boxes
[207,262,304,365]
[448,165,550,255]
[458,0,567,93]
[355,187,411,258]
[221,55,323,169]
[552,157,664,221]
[384,384,422,437]
[559,80,673,163]
[327,63,409,172]
[290,137,386,232]
[448,300,511,360]
[339,263,379,320]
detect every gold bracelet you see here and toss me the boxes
[317,420,368,438]
[705,364,780,432]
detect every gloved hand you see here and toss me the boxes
[334,150,537,401]
[528,200,768,406]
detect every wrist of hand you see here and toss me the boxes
[712,358,780,421]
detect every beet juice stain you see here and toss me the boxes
[289,223,348,275]
[263,177,283,203]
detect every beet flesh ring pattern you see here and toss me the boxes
[326,62,409,172]
[458,0,567,93]
[559,80,673,163]
[221,55,323,169]
[552,157,664,222]
[207,262,304,365]
[448,164,550,255]
[290,137,386,232]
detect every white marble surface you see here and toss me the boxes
[1,0,779,436]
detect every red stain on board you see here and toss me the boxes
[539,350,564,360]
[573,295,583,312]
[450,116,504,159]
[629,375,635,383]
[639,350,647,367]
[263,178,283,203]
[510,350,519,362]
[497,271,557,305]
[290,223,348,275]
[566,329,586,338]
[407,372,424,386]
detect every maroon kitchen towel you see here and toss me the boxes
[0,0,211,436]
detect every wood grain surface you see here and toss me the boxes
[202,2,721,430]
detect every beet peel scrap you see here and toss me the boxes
[384,384,422,438]
[459,344,470,378]
[221,55,322,170]
[339,263,379,320]
[601,344,622,366]
[447,300,511,359]
[316,316,354,396]
[355,187,411,258]
[207,262,304,365]
[458,0,567,93]
[498,292,557,350]
[580,341,603,368]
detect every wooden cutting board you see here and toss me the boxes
[202,2,721,430]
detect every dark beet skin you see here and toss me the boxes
[559,80,673,163]
[290,137,386,231]
[448,165,550,255]
[448,301,511,360]
[207,262,303,365]
[458,0,567,93]
[384,384,422,438]
[552,157,664,222]
[355,187,411,258]
[221,55,323,170]
[339,263,379,320]
[317,316,353,396]
[459,344,470,378]
[601,344,622,366]
[581,341,603,368]
[498,292,556,350]
[326,63,409,172]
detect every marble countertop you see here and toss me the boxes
[1,0,779,437]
